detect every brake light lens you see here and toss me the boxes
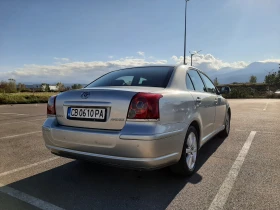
[127,93,162,120]
[47,95,57,115]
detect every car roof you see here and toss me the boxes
[106,64,207,75]
[174,64,206,74]
[117,65,176,70]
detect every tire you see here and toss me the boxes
[170,126,199,176]
[219,110,230,138]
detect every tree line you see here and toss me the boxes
[248,70,280,85]
[0,79,84,93]
[214,66,280,86]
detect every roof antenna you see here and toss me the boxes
[183,0,190,65]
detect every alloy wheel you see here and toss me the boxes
[225,113,230,134]
[185,132,197,170]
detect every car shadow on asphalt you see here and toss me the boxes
[6,136,227,210]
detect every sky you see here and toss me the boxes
[0,0,279,83]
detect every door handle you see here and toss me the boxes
[196,97,202,103]
[214,98,218,104]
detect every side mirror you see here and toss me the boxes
[220,86,231,94]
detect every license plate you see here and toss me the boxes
[67,107,106,121]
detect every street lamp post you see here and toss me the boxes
[189,50,202,66]
[183,0,190,65]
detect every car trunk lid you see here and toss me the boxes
[55,87,164,130]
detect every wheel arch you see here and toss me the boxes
[227,107,231,119]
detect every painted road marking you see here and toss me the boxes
[0,118,45,125]
[0,157,59,178]
[0,113,18,115]
[263,100,269,111]
[0,131,41,140]
[0,104,44,108]
[0,113,29,116]
[0,183,64,210]
[208,131,257,210]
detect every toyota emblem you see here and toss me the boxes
[81,92,90,99]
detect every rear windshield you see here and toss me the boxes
[86,66,174,88]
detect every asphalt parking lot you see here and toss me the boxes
[0,99,280,210]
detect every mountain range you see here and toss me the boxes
[204,62,279,84]
[4,60,280,86]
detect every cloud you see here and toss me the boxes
[53,57,70,62]
[137,51,145,56]
[171,53,249,70]
[0,57,167,83]
[125,56,134,59]
[259,58,280,63]
[1,53,278,84]
[108,56,114,59]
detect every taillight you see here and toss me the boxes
[47,95,57,115]
[127,93,162,120]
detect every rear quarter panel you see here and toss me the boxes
[158,90,201,137]
[157,65,204,147]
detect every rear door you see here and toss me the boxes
[187,69,216,139]
[199,73,226,131]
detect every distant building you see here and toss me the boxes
[41,84,58,91]
[49,85,58,91]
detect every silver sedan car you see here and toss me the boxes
[42,65,231,176]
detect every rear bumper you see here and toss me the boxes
[47,145,179,170]
[42,117,185,170]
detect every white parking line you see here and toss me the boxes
[0,113,16,114]
[208,131,257,210]
[0,157,59,178]
[263,100,269,111]
[0,131,41,140]
[0,118,45,125]
[0,113,28,116]
[0,183,64,210]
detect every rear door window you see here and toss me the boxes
[186,73,195,90]
[188,70,206,92]
[199,73,217,94]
